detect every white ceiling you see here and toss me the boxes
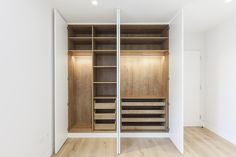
[184,0,236,32]
[53,0,236,32]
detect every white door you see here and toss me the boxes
[169,9,184,154]
[54,9,68,153]
[184,51,201,126]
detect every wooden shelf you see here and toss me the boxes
[93,82,117,84]
[93,66,117,68]
[93,50,116,54]
[69,37,92,39]
[68,50,92,56]
[121,37,168,44]
[94,97,117,99]
[121,50,168,56]
[94,37,116,40]
[121,37,168,40]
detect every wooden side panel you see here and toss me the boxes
[68,55,75,130]
[73,55,93,129]
[121,55,166,97]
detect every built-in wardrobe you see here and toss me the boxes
[67,24,169,132]
[54,9,184,155]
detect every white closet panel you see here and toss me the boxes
[54,9,68,153]
[169,9,184,154]
[116,8,121,155]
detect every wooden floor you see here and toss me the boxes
[54,128,236,157]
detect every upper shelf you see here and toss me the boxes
[93,25,116,37]
[121,37,168,44]
[68,25,92,37]
[121,25,169,37]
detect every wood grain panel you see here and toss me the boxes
[73,55,92,129]
[121,55,166,97]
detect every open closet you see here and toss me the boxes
[67,24,169,132]
[54,9,184,154]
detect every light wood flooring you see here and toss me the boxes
[54,127,236,157]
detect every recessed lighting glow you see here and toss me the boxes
[224,0,232,3]
[91,0,98,6]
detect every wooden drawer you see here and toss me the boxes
[122,110,165,114]
[94,113,116,120]
[122,125,165,131]
[122,118,165,122]
[122,102,165,107]
[95,123,116,130]
[94,103,116,109]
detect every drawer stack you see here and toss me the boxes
[94,99,116,131]
[121,98,167,132]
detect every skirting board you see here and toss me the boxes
[68,133,169,138]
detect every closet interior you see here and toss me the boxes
[67,24,169,133]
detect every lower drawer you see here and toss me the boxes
[122,125,165,131]
[94,113,116,120]
[95,123,116,130]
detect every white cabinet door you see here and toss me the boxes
[116,8,121,155]
[169,9,184,154]
[54,9,68,154]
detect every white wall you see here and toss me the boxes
[0,0,53,157]
[185,33,205,51]
[184,33,205,126]
[204,16,236,145]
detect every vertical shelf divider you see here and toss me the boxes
[92,25,94,131]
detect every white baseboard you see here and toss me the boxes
[68,133,169,138]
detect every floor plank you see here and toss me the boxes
[54,127,236,157]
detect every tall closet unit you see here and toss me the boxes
[54,9,184,155]
[67,24,169,133]
[68,25,117,132]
